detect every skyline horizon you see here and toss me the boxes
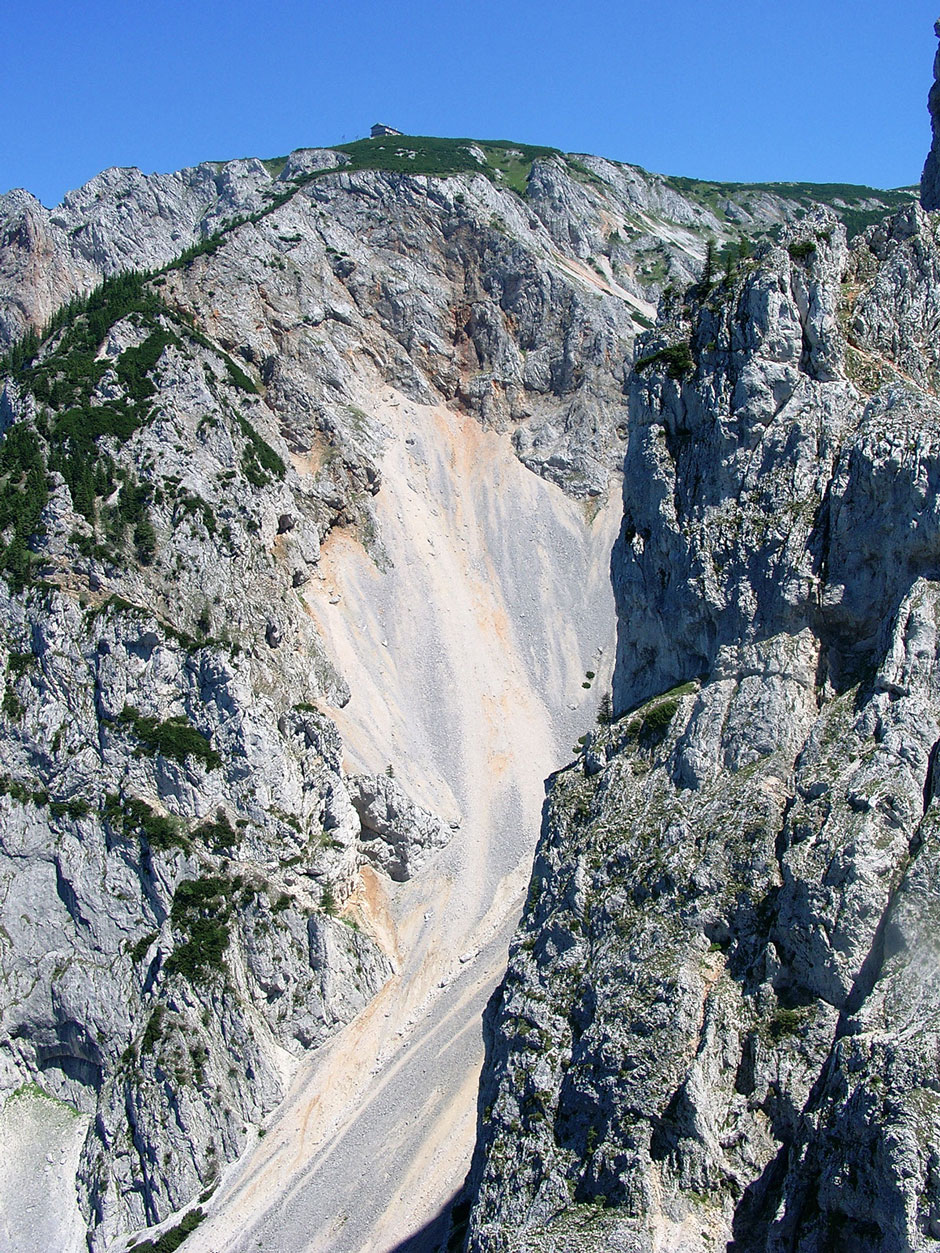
[5,1,938,209]
[9,128,926,211]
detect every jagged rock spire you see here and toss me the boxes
[921,19,940,209]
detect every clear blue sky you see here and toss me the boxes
[4,0,938,207]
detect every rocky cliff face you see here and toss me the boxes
[0,135,683,1251]
[465,192,940,1250]
[0,274,401,1250]
[0,128,920,1253]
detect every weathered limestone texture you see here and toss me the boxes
[467,205,940,1252]
[0,131,918,1251]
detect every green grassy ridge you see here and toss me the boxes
[197,134,562,203]
[661,173,915,239]
[334,133,558,166]
[664,174,914,206]
[329,134,561,194]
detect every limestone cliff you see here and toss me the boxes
[465,195,940,1250]
[0,129,920,1253]
[0,133,668,1251]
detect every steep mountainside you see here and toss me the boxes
[0,125,920,1253]
[465,195,940,1249]
[0,134,650,1251]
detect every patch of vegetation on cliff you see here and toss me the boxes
[40,315,176,534]
[0,773,50,806]
[193,809,240,851]
[634,340,694,379]
[114,475,158,563]
[0,246,278,589]
[631,697,680,739]
[116,326,178,399]
[0,270,178,585]
[90,592,234,657]
[171,485,218,539]
[237,413,286,486]
[165,229,229,269]
[105,792,190,852]
[788,240,817,261]
[130,931,159,964]
[165,877,232,982]
[613,680,698,747]
[0,771,92,818]
[49,797,91,819]
[140,1004,166,1054]
[118,705,221,771]
[0,424,47,589]
[127,1206,205,1253]
[0,269,164,382]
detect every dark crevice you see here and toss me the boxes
[808,484,832,593]
[649,1085,689,1163]
[142,950,163,996]
[813,638,830,707]
[923,736,940,816]
[799,324,815,377]
[54,856,87,927]
[840,912,891,1025]
[125,1083,160,1228]
[728,1142,791,1251]
[773,794,798,871]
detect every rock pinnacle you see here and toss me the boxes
[920,18,940,209]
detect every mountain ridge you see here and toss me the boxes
[0,67,936,1253]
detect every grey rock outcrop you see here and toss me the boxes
[923,20,940,210]
[0,152,346,345]
[0,303,401,1246]
[466,203,940,1250]
[350,773,450,881]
